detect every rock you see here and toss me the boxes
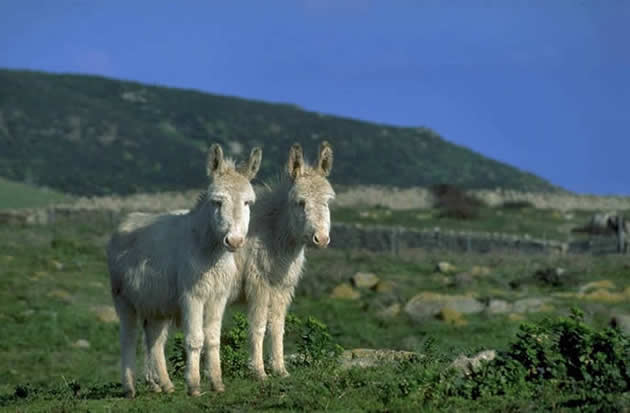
[51,260,64,271]
[376,303,401,320]
[610,313,630,335]
[513,297,552,313]
[372,280,396,294]
[47,289,72,303]
[339,349,421,369]
[72,339,91,349]
[450,350,496,375]
[579,280,615,294]
[436,262,457,274]
[581,289,625,303]
[486,299,513,314]
[470,266,491,277]
[405,292,484,322]
[351,272,380,289]
[436,307,467,326]
[92,305,119,323]
[330,283,361,300]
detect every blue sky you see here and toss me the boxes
[1,1,628,194]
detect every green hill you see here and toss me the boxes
[0,176,70,209]
[0,69,559,196]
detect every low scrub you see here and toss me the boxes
[458,308,630,409]
[500,200,535,210]
[431,184,484,220]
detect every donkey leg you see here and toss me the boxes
[144,319,175,393]
[203,295,229,392]
[269,292,291,377]
[142,326,161,393]
[115,297,138,398]
[183,297,205,396]
[248,288,270,380]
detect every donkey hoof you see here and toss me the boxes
[277,369,290,378]
[214,383,225,393]
[162,384,175,394]
[188,388,201,397]
[123,389,136,399]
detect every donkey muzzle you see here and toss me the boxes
[223,235,244,251]
[312,232,330,248]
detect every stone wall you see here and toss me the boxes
[2,206,620,256]
[36,186,630,212]
[333,185,630,211]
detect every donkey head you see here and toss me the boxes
[206,143,262,252]
[286,141,336,248]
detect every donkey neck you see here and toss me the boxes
[188,201,224,257]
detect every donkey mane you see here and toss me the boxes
[253,174,290,218]
[191,191,209,213]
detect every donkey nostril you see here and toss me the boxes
[225,236,244,249]
[312,234,320,245]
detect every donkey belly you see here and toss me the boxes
[119,263,180,319]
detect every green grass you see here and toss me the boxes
[332,204,616,241]
[2,218,630,411]
[0,177,70,209]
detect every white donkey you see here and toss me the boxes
[231,141,335,379]
[144,141,335,383]
[107,143,262,398]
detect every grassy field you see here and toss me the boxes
[0,177,70,210]
[2,216,630,412]
[332,203,609,241]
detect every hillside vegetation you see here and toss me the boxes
[0,69,558,196]
[0,177,70,209]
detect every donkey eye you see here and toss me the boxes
[212,200,223,208]
[245,200,253,207]
[298,199,306,208]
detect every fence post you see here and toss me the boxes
[617,214,626,254]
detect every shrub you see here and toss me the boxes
[459,308,630,409]
[286,314,343,368]
[167,312,342,378]
[500,200,535,210]
[431,184,483,220]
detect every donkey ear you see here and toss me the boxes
[206,143,225,177]
[316,141,333,177]
[287,143,305,179]
[241,147,263,180]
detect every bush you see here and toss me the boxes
[459,308,630,409]
[500,200,535,210]
[431,184,484,220]
[286,314,343,368]
[167,312,342,378]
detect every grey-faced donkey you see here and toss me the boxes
[107,143,262,397]
[230,141,335,379]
